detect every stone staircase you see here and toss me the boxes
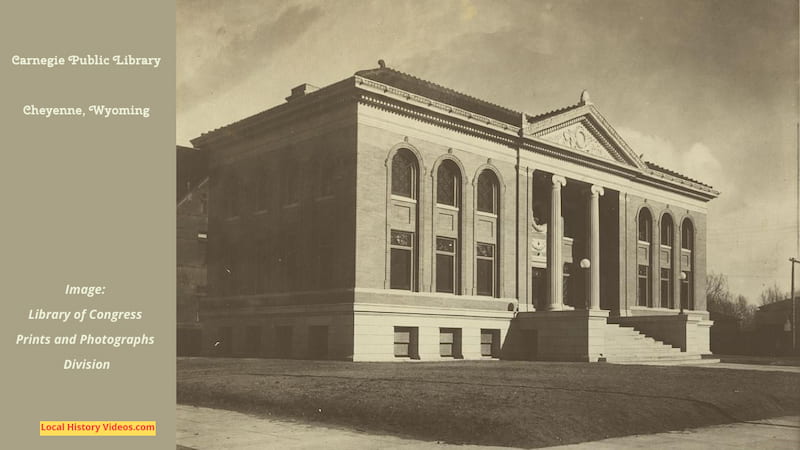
[601,323,718,365]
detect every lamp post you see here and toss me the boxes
[580,258,591,309]
[790,257,799,354]
[679,271,687,315]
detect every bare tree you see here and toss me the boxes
[706,272,756,326]
[706,272,731,305]
[759,282,787,306]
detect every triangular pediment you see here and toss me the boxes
[523,104,646,170]
[538,120,620,162]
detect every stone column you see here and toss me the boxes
[589,185,604,310]
[547,175,567,310]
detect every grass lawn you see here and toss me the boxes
[177,357,800,448]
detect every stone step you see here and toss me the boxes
[604,351,690,359]
[606,341,680,350]
[604,339,678,348]
[605,348,681,355]
[607,356,717,366]
[603,353,703,362]
[601,321,695,363]
[600,320,715,365]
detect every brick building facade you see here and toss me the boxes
[189,64,718,362]
[176,145,208,356]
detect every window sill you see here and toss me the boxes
[391,194,417,204]
[436,203,459,211]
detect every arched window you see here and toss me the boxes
[391,149,416,199]
[477,171,498,214]
[437,161,459,207]
[681,220,694,251]
[389,149,419,291]
[435,160,461,294]
[637,208,653,307]
[681,219,694,310]
[476,170,500,297]
[660,214,674,308]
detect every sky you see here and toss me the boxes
[176,0,799,303]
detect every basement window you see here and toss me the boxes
[394,326,418,359]
[439,328,462,358]
[481,329,500,357]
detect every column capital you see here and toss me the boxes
[551,175,567,188]
[590,185,605,197]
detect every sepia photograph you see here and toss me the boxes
[175,1,800,448]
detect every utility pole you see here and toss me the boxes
[792,257,799,354]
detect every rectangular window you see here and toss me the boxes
[439,328,462,358]
[481,329,500,357]
[660,268,672,308]
[275,326,292,358]
[308,326,329,359]
[394,326,418,358]
[637,265,650,307]
[245,326,261,356]
[390,230,414,290]
[476,242,495,296]
[436,237,457,293]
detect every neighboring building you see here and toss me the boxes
[752,298,798,355]
[190,63,718,362]
[177,145,208,356]
[709,311,744,355]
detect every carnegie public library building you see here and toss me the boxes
[190,63,718,363]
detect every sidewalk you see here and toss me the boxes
[176,405,799,449]
[549,416,799,449]
[689,362,800,373]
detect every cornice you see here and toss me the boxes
[189,71,718,201]
[355,75,521,136]
[357,92,518,149]
[520,139,716,201]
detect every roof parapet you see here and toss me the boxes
[285,83,320,102]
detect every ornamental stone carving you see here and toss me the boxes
[540,122,613,160]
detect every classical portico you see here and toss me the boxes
[507,90,717,362]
